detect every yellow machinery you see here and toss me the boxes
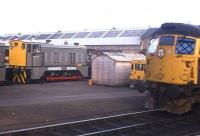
[139,23,200,114]
[9,41,26,67]
[9,41,27,84]
[8,40,89,84]
[130,60,145,88]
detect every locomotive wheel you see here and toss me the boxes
[162,98,192,114]
[145,89,200,114]
[144,85,198,114]
[145,94,193,114]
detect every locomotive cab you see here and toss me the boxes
[9,41,44,83]
[140,23,200,114]
[26,43,44,67]
[9,41,43,67]
[146,35,199,85]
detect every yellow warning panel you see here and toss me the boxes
[9,40,26,67]
[12,67,27,84]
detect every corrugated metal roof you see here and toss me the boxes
[120,29,146,37]
[103,52,145,62]
[0,28,149,46]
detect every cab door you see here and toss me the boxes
[26,44,33,67]
[0,46,4,67]
[32,44,43,66]
[26,44,43,67]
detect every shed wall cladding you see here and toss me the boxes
[92,55,131,86]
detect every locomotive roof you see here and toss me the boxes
[41,44,86,49]
[152,23,200,38]
[0,28,147,46]
[23,41,86,49]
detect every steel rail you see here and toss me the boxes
[183,131,200,136]
[0,109,160,135]
[2,108,200,136]
[78,123,148,136]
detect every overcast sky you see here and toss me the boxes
[0,0,200,35]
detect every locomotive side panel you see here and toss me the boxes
[0,67,5,81]
[42,47,87,66]
[28,46,89,81]
[0,46,5,67]
[0,46,5,81]
[30,65,88,80]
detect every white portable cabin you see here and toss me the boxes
[92,52,145,86]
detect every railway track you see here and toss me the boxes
[184,131,200,136]
[0,109,200,136]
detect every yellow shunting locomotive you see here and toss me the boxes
[139,23,200,114]
[8,40,89,84]
[129,60,145,88]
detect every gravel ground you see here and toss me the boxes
[0,81,145,132]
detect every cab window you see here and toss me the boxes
[147,38,159,54]
[27,44,32,52]
[159,36,174,46]
[135,64,144,71]
[32,44,41,52]
[131,64,134,70]
[175,37,195,55]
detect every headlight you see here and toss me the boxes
[185,61,191,68]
